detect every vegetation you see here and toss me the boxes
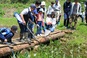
[0,0,87,58]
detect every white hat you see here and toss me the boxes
[39,8,44,12]
[41,1,46,5]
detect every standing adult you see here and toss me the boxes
[19,4,37,41]
[85,0,87,24]
[70,0,81,29]
[63,0,72,28]
[53,0,61,25]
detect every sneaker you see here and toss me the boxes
[37,34,40,36]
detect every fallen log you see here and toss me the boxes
[0,30,72,57]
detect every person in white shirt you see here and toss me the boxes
[53,0,61,25]
[19,4,37,41]
[45,11,56,32]
[47,2,54,15]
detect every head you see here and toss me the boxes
[74,0,78,4]
[35,1,41,7]
[51,2,54,6]
[51,12,55,18]
[55,0,59,4]
[66,0,71,2]
[41,1,46,8]
[30,4,36,11]
[11,25,18,33]
[39,8,44,14]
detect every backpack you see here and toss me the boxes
[0,28,10,36]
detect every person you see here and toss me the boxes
[36,8,44,36]
[19,4,37,41]
[63,0,72,28]
[0,25,18,43]
[70,0,81,29]
[40,1,47,32]
[45,14,52,30]
[47,2,54,15]
[53,0,61,25]
[45,11,56,32]
[35,0,41,12]
[85,0,87,24]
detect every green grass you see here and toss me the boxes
[0,17,18,27]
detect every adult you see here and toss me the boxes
[70,0,81,29]
[63,0,72,28]
[20,4,37,41]
[53,0,61,25]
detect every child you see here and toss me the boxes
[45,11,56,32]
[45,14,52,30]
[51,12,56,32]
[36,8,44,36]
[0,25,18,43]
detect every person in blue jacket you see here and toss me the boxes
[0,25,18,43]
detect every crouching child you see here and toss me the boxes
[0,25,18,43]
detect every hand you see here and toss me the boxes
[4,39,7,42]
[23,21,26,25]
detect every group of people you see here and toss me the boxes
[14,0,62,42]
[0,0,87,43]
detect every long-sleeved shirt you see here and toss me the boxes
[70,2,81,15]
[0,28,14,40]
[63,1,72,14]
[53,2,61,14]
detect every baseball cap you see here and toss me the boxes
[30,4,36,8]
[11,25,18,31]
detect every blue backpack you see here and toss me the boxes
[0,27,10,36]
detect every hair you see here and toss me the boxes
[51,1,54,4]
[51,12,55,18]
[11,25,18,31]
[35,1,41,5]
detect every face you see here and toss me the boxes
[67,0,71,2]
[31,7,35,11]
[41,5,45,8]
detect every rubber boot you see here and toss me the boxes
[20,33,24,40]
[24,32,31,43]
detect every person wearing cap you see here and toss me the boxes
[19,4,38,41]
[53,0,61,25]
[36,8,44,36]
[63,0,72,28]
[70,0,81,29]
[0,25,18,43]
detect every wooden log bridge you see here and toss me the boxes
[0,30,73,57]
